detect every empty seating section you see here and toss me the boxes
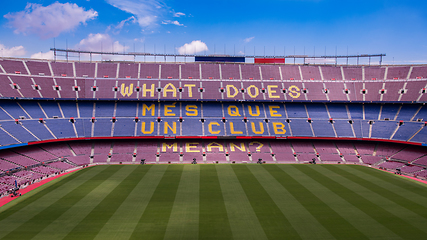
[75,62,95,78]
[300,66,321,80]
[118,63,138,78]
[387,66,410,80]
[181,63,200,79]
[241,65,260,80]
[51,62,73,77]
[140,63,159,79]
[221,64,240,79]
[0,59,28,74]
[281,65,300,80]
[161,64,179,79]
[25,61,50,76]
[260,65,281,80]
[365,67,385,80]
[97,63,117,78]
[410,66,427,79]
[322,66,342,80]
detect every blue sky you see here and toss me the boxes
[0,0,426,64]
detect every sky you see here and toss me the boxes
[0,0,426,64]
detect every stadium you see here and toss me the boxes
[1,1,427,239]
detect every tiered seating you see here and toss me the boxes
[47,161,75,170]
[378,161,405,169]
[31,165,58,175]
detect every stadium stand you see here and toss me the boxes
[1,57,427,197]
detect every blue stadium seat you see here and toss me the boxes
[46,119,76,139]
[95,102,115,117]
[115,102,138,117]
[59,102,78,118]
[74,119,91,138]
[413,105,427,121]
[202,103,223,117]
[306,103,329,119]
[20,120,53,140]
[0,101,30,119]
[352,120,370,138]
[181,119,203,136]
[224,120,247,136]
[0,128,20,145]
[78,102,94,118]
[396,105,420,121]
[18,101,45,118]
[364,104,381,120]
[333,120,354,137]
[380,105,400,120]
[113,118,136,136]
[328,104,349,119]
[410,126,427,143]
[93,119,113,137]
[39,101,62,118]
[311,120,335,137]
[0,121,38,143]
[285,103,308,118]
[371,121,397,139]
[347,104,363,119]
[288,119,313,137]
[392,122,423,141]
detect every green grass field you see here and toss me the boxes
[1,164,427,240]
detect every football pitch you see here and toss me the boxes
[0,164,427,240]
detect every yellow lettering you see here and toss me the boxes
[207,142,224,152]
[272,122,287,134]
[246,85,259,98]
[162,142,178,152]
[185,142,200,152]
[163,83,177,97]
[229,122,243,134]
[227,105,241,116]
[120,83,133,97]
[142,104,155,116]
[248,105,260,116]
[164,121,177,134]
[249,141,264,152]
[267,85,280,98]
[184,84,196,97]
[185,105,198,116]
[142,83,155,97]
[141,122,154,134]
[269,105,282,117]
[208,122,221,134]
[229,142,246,152]
[250,122,264,134]
[288,85,301,98]
[164,102,177,116]
[226,85,238,98]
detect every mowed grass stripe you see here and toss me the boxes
[350,165,427,198]
[326,165,427,219]
[231,165,299,240]
[129,165,184,240]
[339,165,427,207]
[164,165,200,240]
[269,165,368,240]
[63,165,151,240]
[94,165,168,240]
[298,165,416,239]
[0,166,111,240]
[218,165,268,240]
[246,165,334,240]
[322,165,427,236]
[30,166,133,240]
[0,166,92,220]
[199,165,233,240]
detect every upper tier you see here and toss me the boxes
[1,58,427,102]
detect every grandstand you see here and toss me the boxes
[1,57,427,197]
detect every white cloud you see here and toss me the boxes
[161,20,184,26]
[31,51,54,60]
[112,16,136,34]
[76,33,132,60]
[0,43,26,57]
[105,0,165,28]
[4,2,98,39]
[177,40,208,55]
[244,37,255,43]
[173,12,185,17]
